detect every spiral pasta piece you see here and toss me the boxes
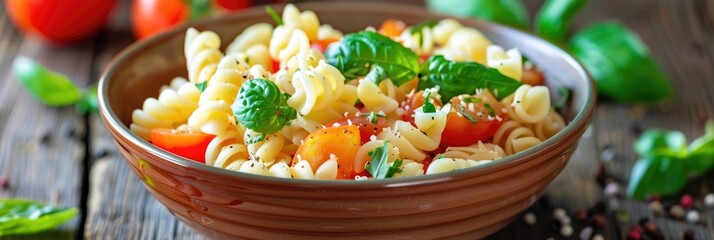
[357,80,399,114]
[185,28,222,83]
[269,4,319,60]
[317,24,343,40]
[354,140,401,174]
[392,160,425,178]
[532,108,566,141]
[288,60,345,115]
[441,141,506,161]
[226,23,273,54]
[503,84,551,123]
[229,44,274,72]
[487,45,523,81]
[426,158,493,174]
[493,120,543,155]
[130,77,201,140]
[243,129,292,167]
[378,120,443,162]
[206,129,250,171]
[290,155,339,180]
[188,56,249,135]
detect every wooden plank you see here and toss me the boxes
[83,1,204,239]
[0,3,95,240]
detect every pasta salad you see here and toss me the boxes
[130,4,567,180]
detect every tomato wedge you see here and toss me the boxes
[293,125,360,179]
[401,90,443,126]
[378,19,406,38]
[441,91,505,146]
[150,128,214,163]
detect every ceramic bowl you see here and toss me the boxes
[98,2,596,239]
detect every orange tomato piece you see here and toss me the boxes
[293,125,361,179]
[378,19,406,38]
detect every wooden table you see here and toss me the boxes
[1,0,713,239]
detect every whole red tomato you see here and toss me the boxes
[132,0,252,40]
[5,0,118,44]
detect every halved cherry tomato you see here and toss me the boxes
[401,90,443,126]
[271,59,281,73]
[310,38,339,53]
[150,128,214,163]
[328,114,388,144]
[441,91,505,147]
[132,0,189,39]
[293,125,360,179]
[378,19,406,38]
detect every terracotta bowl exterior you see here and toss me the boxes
[98,2,596,239]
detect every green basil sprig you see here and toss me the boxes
[535,0,589,44]
[570,22,675,103]
[0,199,78,236]
[13,56,83,107]
[627,121,714,199]
[426,0,529,30]
[418,55,522,102]
[324,31,420,86]
[366,141,403,179]
[232,79,297,134]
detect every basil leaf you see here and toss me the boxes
[0,199,78,236]
[233,79,297,134]
[570,22,675,103]
[366,141,402,179]
[422,91,436,113]
[325,31,420,86]
[426,0,529,30]
[419,55,522,102]
[189,0,213,20]
[686,120,714,175]
[634,129,687,157]
[76,84,99,114]
[361,112,385,125]
[627,153,687,200]
[12,56,83,107]
[535,0,589,44]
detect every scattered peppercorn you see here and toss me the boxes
[560,224,573,237]
[686,210,700,223]
[705,193,714,207]
[649,200,665,216]
[669,205,685,219]
[578,226,593,240]
[523,212,536,226]
[574,209,588,222]
[680,194,693,209]
[0,175,8,189]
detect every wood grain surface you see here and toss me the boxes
[0,0,712,239]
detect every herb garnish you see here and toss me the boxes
[265,6,283,26]
[325,31,420,86]
[360,111,386,124]
[232,79,297,134]
[419,55,523,102]
[422,91,436,113]
[0,199,78,236]
[195,81,208,92]
[366,141,403,179]
[459,105,478,123]
[245,134,266,144]
[484,103,496,117]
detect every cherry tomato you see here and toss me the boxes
[131,0,189,39]
[441,91,506,147]
[150,128,215,163]
[271,59,281,73]
[293,125,360,179]
[401,90,443,125]
[5,0,117,44]
[132,0,252,39]
[328,114,388,144]
[310,38,339,53]
[214,0,251,11]
[378,19,406,38]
